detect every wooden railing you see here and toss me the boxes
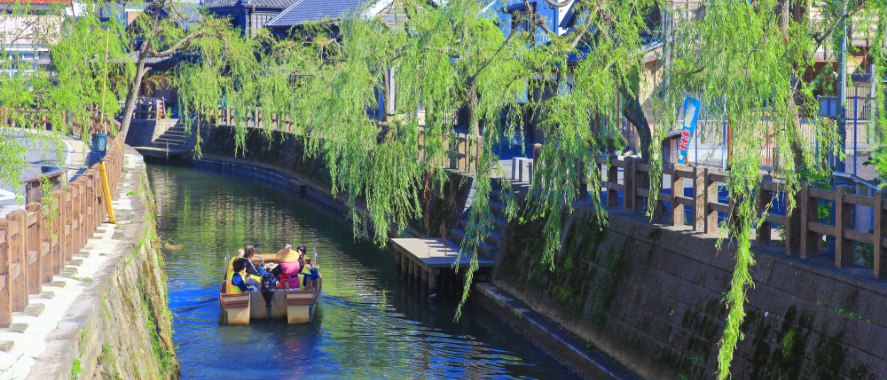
[577,151,887,280]
[0,135,124,327]
[203,105,485,175]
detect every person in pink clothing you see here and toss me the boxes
[270,244,302,289]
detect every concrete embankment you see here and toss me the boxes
[22,147,178,379]
[492,205,887,379]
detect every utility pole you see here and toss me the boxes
[835,0,848,173]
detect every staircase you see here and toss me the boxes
[151,123,192,151]
[131,122,195,158]
[446,162,532,260]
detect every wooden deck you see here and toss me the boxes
[391,238,493,269]
[391,238,494,292]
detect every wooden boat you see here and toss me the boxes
[218,253,322,325]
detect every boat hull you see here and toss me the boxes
[218,276,322,325]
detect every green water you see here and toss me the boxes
[147,161,580,379]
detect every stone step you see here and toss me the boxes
[15,303,45,317]
[34,291,54,299]
[58,270,75,278]
[0,341,13,353]
[66,259,83,267]
[0,323,28,334]
[489,199,508,219]
[48,281,66,288]
[448,228,498,260]
[456,219,503,246]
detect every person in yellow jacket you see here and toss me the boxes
[230,258,260,294]
[226,249,246,282]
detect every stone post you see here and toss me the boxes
[835,185,853,268]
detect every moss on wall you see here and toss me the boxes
[494,208,885,380]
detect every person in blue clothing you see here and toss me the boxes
[231,258,260,293]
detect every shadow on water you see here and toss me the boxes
[147,160,581,379]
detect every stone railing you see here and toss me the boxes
[0,136,124,327]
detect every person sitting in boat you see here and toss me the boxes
[300,258,320,290]
[226,249,246,282]
[242,245,270,277]
[270,244,301,290]
[231,258,260,293]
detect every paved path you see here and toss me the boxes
[0,148,141,380]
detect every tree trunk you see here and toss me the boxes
[119,50,150,140]
[620,88,653,163]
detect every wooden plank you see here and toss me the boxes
[610,184,625,192]
[674,168,694,179]
[845,193,876,207]
[708,202,730,214]
[708,172,727,183]
[809,187,836,201]
[674,195,694,207]
[808,222,833,236]
[637,163,651,172]
[764,214,786,224]
[844,229,874,245]
[6,212,27,312]
[835,186,853,268]
[637,188,650,197]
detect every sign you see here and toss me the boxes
[678,96,701,164]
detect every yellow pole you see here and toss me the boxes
[99,161,116,223]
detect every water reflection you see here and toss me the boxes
[148,162,579,379]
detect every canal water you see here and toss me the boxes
[146,162,580,379]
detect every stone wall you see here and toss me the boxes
[494,206,887,380]
[28,149,179,379]
[125,119,178,147]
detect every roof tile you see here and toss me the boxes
[265,0,372,28]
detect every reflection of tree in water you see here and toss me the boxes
[148,163,579,379]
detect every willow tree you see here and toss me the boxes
[166,0,886,377]
[658,0,887,377]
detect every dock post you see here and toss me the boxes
[428,269,439,294]
[394,251,401,276]
[401,254,410,279]
[408,260,416,286]
[420,269,428,293]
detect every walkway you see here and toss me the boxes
[0,147,141,380]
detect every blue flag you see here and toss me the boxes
[678,96,701,165]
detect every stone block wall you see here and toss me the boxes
[494,207,886,380]
[125,119,179,147]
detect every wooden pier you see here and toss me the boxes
[391,238,494,292]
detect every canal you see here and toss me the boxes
[146,162,581,379]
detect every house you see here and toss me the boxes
[0,0,72,74]
[263,0,405,38]
[204,0,297,38]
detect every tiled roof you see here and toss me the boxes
[265,0,373,28]
[204,0,295,9]
[169,2,202,30]
[0,0,72,5]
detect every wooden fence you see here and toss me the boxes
[203,106,485,174]
[567,149,887,280]
[0,135,124,327]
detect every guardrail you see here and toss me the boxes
[0,135,124,327]
[581,151,887,280]
[203,105,485,175]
